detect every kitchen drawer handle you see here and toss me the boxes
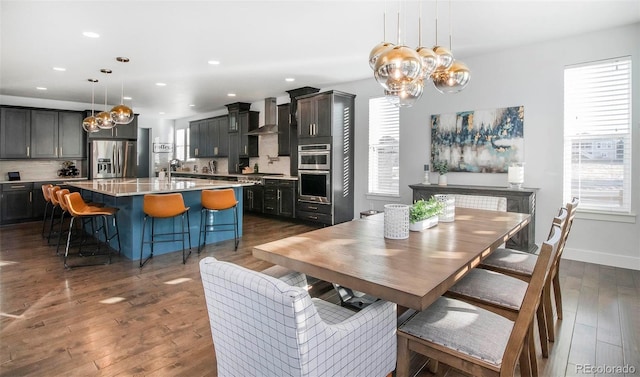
[309,215,318,220]
[11,185,26,188]
[308,206,318,210]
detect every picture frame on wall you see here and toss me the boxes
[153,143,174,153]
[431,106,524,173]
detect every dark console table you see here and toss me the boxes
[409,184,538,253]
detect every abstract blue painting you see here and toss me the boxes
[430,106,524,173]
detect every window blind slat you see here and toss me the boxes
[563,56,632,213]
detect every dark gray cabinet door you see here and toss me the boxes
[1,107,31,158]
[216,116,229,157]
[278,184,295,218]
[228,132,239,173]
[59,111,85,158]
[189,120,203,158]
[113,116,138,139]
[277,104,291,156]
[31,110,59,158]
[0,184,33,223]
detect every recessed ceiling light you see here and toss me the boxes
[53,67,66,72]
[159,112,165,115]
[285,78,295,82]
[123,96,132,100]
[208,60,220,65]
[82,31,100,38]
[227,93,236,97]
[156,82,166,87]
[189,104,195,107]
[36,87,47,91]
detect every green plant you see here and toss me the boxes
[409,198,444,224]
[433,160,449,175]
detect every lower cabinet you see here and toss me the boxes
[263,179,295,218]
[296,201,332,225]
[243,185,264,213]
[1,183,34,223]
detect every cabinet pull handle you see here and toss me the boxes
[308,206,318,210]
[59,147,62,156]
[195,148,199,156]
[214,146,218,155]
[115,128,118,137]
[11,185,26,188]
[309,215,318,220]
[55,147,58,157]
[26,146,30,157]
[244,145,247,154]
[29,192,32,202]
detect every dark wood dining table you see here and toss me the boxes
[253,207,531,311]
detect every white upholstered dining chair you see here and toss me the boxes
[453,194,507,211]
[199,257,397,377]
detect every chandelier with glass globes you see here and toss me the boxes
[369,1,470,107]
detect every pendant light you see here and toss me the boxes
[82,79,100,133]
[96,69,116,129]
[369,11,395,70]
[110,57,134,125]
[374,11,422,93]
[432,0,471,93]
[432,0,454,70]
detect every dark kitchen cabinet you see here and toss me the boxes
[0,183,33,224]
[1,107,85,160]
[33,110,85,158]
[243,185,264,213]
[263,179,296,218]
[212,115,229,157]
[228,132,240,174]
[59,111,85,158]
[298,93,332,139]
[189,119,210,158]
[31,110,59,158]
[277,104,291,156]
[0,107,31,158]
[238,111,259,157]
[87,113,138,140]
[285,87,320,175]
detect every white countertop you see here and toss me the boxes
[64,177,251,197]
[171,171,298,180]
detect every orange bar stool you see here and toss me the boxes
[140,193,192,268]
[46,186,62,244]
[198,189,239,254]
[41,184,53,237]
[62,192,121,268]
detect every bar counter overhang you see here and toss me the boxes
[64,178,249,260]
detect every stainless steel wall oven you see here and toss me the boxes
[298,170,331,203]
[298,144,330,170]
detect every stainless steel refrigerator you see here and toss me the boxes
[90,140,137,179]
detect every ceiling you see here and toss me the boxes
[1,1,639,120]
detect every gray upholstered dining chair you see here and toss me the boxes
[396,222,563,377]
[480,198,579,343]
[199,257,397,377]
[445,207,569,377]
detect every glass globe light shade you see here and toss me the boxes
[96,111,116,129]
[433,45,454,70]
[82,115,100,133]
[384,79,424,108]
[432,60,471,94]
[368,42,394,70]
[416,47,438,77]
[110,104,134,125]
[374,45,422,90]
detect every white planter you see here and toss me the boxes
[438,174,447,186]
[409,215,439,231]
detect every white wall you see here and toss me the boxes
[326,23,640,270]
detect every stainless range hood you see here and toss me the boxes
[246,97,279,135]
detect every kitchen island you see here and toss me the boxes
[65,177,250,261]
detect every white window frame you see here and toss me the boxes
[368,97,400,196]
[563,56,633,216]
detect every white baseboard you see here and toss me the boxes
[562,247,640,271]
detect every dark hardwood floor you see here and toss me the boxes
[1,214,638,376]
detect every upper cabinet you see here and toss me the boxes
[297,93,332,139]
[0,107,86,159]
[297,91,356,143]
[189,115,228,158]
[0,107,31,158]
[277,103,291,156]
[226,102,258,158]
[86,112,138,139]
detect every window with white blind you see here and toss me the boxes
[368,97,400,196]
[563,56,632,213]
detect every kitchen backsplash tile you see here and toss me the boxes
[0,160,85,181]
